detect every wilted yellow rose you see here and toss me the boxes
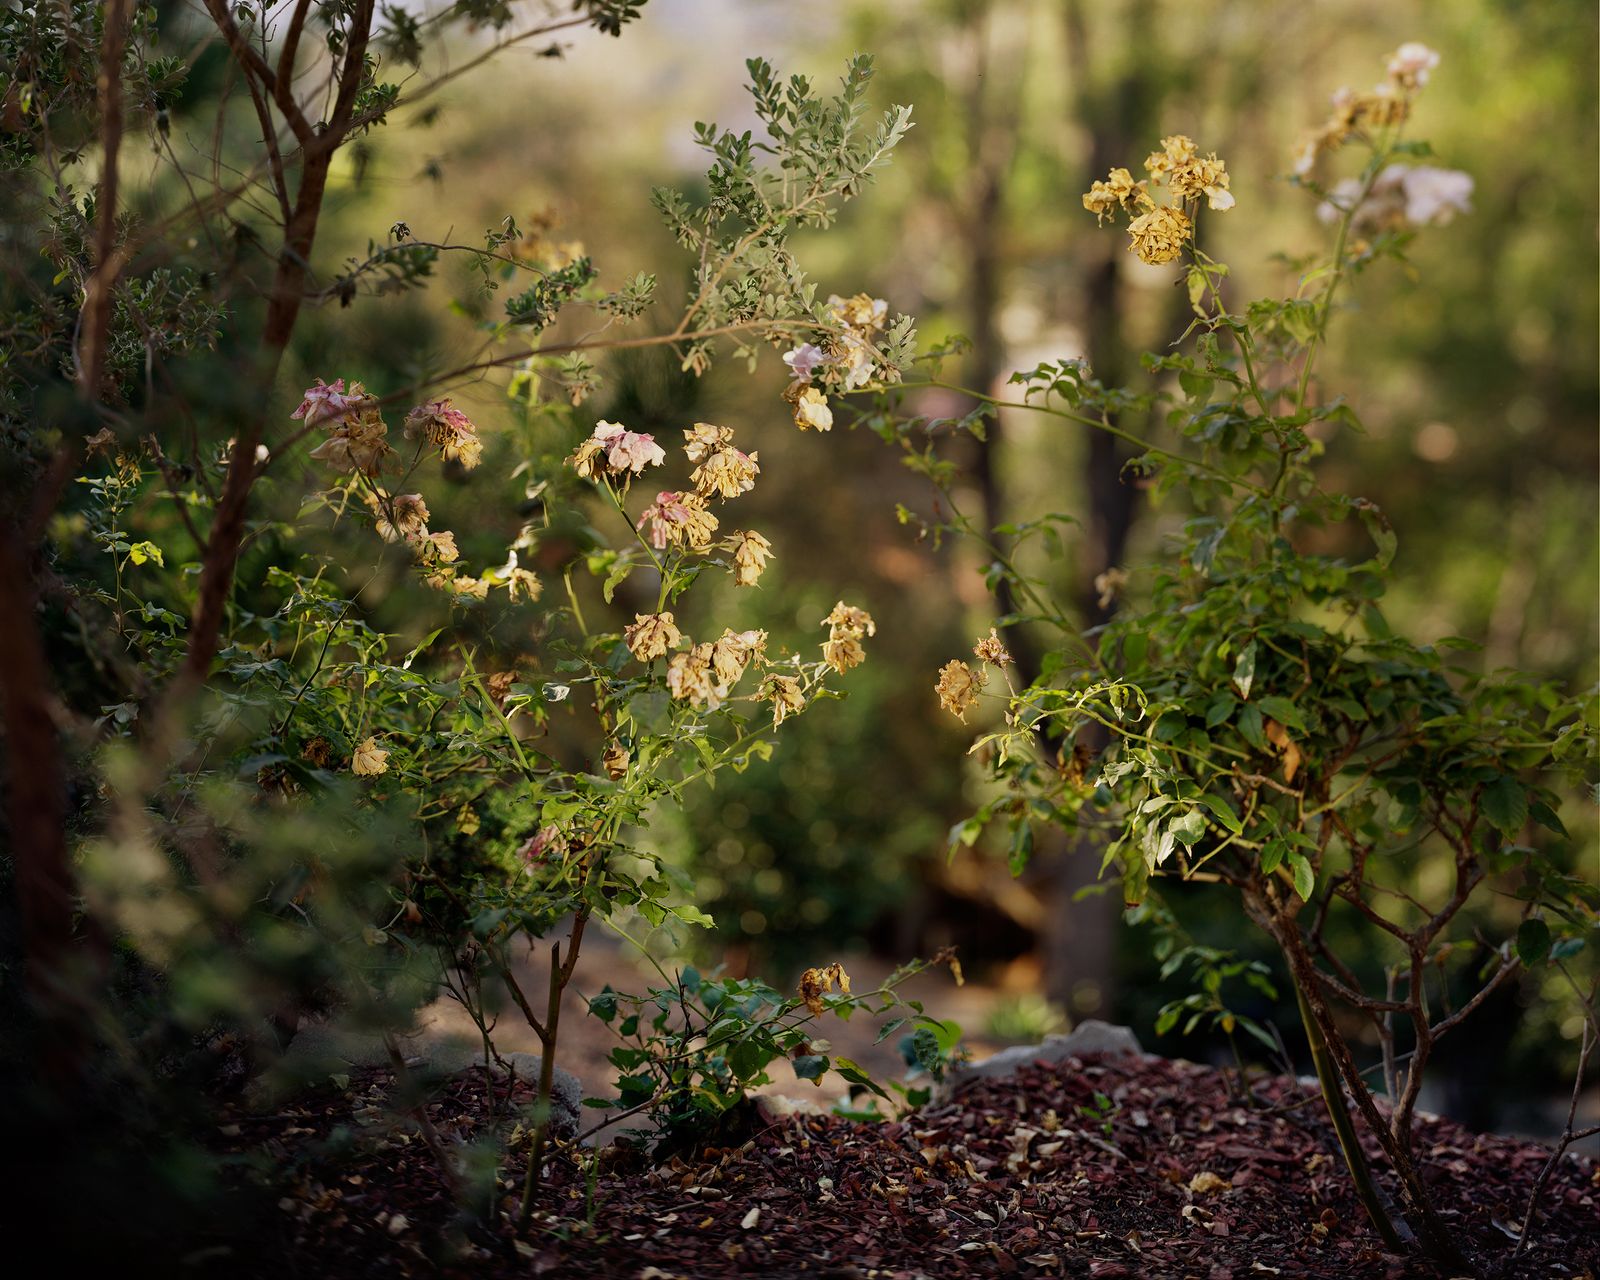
[624,611,682,662]
[935,659,986,721]
[1127,205,1192,265]
[763,674,805,728]
[729,529,774,587]
[351,736,390,776]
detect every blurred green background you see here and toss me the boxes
[228,0,1595,1126]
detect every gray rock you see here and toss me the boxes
[255,1025,584,1138]
[936,1019,1144,1101]
[494,1051,584,1139]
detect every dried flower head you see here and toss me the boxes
[798,961,852,1016]
[292,378,356,427]
[826,293,887,333]
[638,490,720,551]
[569,421,666,479]
[682,422,734,465]
[1126,205,1192,265]
[309,402,392,476]
[763,674,805,728]
[1143,133,1198,182]
[624,611,682,662]
[820,601,875,674]
[692,443,760,500]
[1166,151,1235,212]
[1293,81,1414,176]
[974,628,1013,668]
[709,628,766,686]
[935,659,986,722]
[1082,167,1154,224]
[415,529,459,565]
[83,427,119,458]
[787,383,835,432]
[351,736,390,776]
[666,643,726,710]
[729,529,774,587]
[1095,566,1129,610]
[374,492,431,543]
[822,635,866,674]
[821,601,877,639]
[404,398,482,470]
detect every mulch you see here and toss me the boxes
[216,1051,1599,1279]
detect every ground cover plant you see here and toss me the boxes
[0,4,1594,1277]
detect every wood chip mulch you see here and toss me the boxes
[215,1051,1599,1279]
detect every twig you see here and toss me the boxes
[1512,979,1598,1259]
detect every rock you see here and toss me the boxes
[255,1024,584,1138]
[495,1052,584,1139]
[755,1093,828,1123]
[936,1019,1144,1101]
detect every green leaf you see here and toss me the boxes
[1287,851,1314,902]
[1008,820,1034,876]
[1256,696,1307,734]
[602,559,634,604]
[1237,704,1266,750]
[1260,839,1286,874]
[1480,776,1528,834]
[1169,808,1209,846]
[1516,918,1551,967]
[949,815,984,850]
[668,903,716,928]
[127,540,164,566]
[792,1054,828,1082]
[1528,801,1568,838]
[729,1038,772,1081]
[1122,850,1150,906]
[1232,642,1257,699]
[1198,793,1243,834]
[1353,499,1397,569]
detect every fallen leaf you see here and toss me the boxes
[1188,1170,1232,1195]
[740,1206,761,1230]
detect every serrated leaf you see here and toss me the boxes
[1480,776,1528,834]
[1169,808,1209,846]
